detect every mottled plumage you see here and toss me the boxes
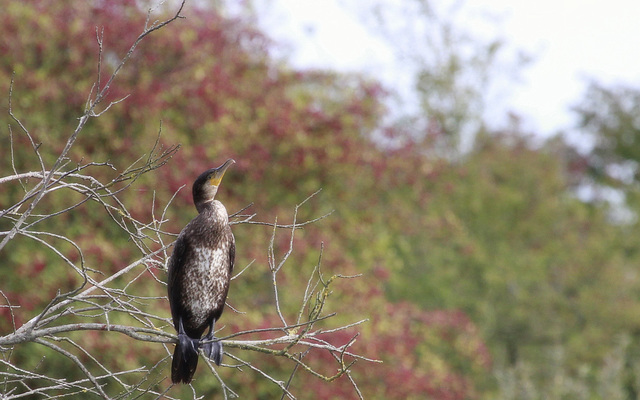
[167,159,235,384]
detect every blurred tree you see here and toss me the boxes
[333,1,640,393]
[0,0,489,398]
[571,80,640,399]
[387,128,640,378]
[574,81,640,188]
[334,0,529,156]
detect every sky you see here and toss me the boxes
[255,0,640,139]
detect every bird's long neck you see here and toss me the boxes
[197,199,229,223]
[195,198,215,214]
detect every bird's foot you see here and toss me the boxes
[202,338,223,366]
[178,332,200,360]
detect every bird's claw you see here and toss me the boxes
[202,339,223,366]
[178,332,199,359]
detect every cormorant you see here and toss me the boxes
[167,159,236,384]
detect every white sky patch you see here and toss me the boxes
[468,0,640,137]
[257,0,394,72]
[256,0,640,139]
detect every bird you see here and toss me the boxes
[167,159,236,384]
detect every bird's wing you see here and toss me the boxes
[167,232,189,330]
[228,232,235,274]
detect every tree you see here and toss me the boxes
[573,81,640,188]
[0,2,375,398]
[1,1,495,399]
[328,0,525,156]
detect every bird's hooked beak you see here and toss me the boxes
[209,159,235,187]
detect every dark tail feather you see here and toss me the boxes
[171,337,199,384]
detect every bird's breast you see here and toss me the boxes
[180,243,231,330]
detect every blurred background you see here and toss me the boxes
[2,0,640,398]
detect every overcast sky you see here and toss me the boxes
[255,0,640,139]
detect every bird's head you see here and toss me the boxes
[192,159,235,213]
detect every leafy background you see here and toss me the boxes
[2,1,640,398]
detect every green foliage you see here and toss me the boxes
[574,81,640,187]
[386,132,640,372]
